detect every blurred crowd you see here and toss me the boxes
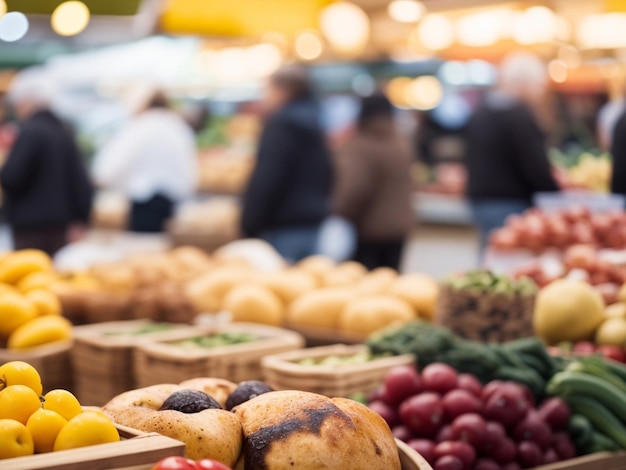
[2,51,626,269]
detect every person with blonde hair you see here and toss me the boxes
[465,52,559,256]
[1,68,93,255]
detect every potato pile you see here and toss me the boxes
[186,255,439,337]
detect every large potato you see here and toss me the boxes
[339,295,415,336]
[186,267,252,313]
[391,273,440,321]
[233,390,400,470]
[222,284,284,326]
[287,288,354,329]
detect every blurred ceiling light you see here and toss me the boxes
[387,76,413,108]
[577,13,626,49]
[457,10,502,47]
[0,11,28,42]
[558,45,581,69]
[387,0,425,23]
[439,61,468,86]
[417,14,454,51]
[261,31,289,55]
[320,2,369,55]
[548,60,568,83]
[213,48,249,83]
[513,6,557,45]
[405,75,443,110]
[466,60,496,86]
[556,16,571,42]
[246,43,283,78]
[51,1,90,37]
[295,31,323,61]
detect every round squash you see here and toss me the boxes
[185,267,252,313]
[287,288,354,329]
[223,284,283,326]
[339,295,415,336]
[390,273,439,321]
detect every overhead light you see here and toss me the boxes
[246,44,282,78]
[295,31,323,61]
[457,11,502,47]
[439,61,468,86]
[51,1,90,37]
[387,0,425,24]
[0,11,28,42]
[417,14,454,51]
[577,13,626,49]
[320,2,370,55]
[513,6,557,45]
[466,60,496,86]
[405,75,443,110]
[261,31,289,55]
[548,60,568,83]
[387,76,413,108]
[213,48,248,83]
[558,45,581,69]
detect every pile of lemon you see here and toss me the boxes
[0,361,119,459]
[0,250,72,350]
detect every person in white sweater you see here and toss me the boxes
[92,88,198,232]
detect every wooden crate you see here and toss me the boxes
[72,320,203,406]
[134,322,305,387]
[262,344,415,397]
[0,340,73,392]
[2,423,185,470]
[398,439,433,470]
[535,452,626,470]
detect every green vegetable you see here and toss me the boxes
[566,360,626,394]
[493,365,545,398]
[584,431,621,453]
[562,395,626,449]
[442,270,537,295]
[103,323,175,336]
[584,355,626,384]
[296,351,391,367]
[568,414,593,449]
[175,332,258,349]
[348,392,368,405]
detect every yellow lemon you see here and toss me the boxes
[26,289,62,316]
[53,411,119,451]
[7,315,72,350]
[0,385,42,424]
[26,408,67,453]
[0,292,38,338]
[17,271,58,293]
[0,361,43,395]
[43,389,82,421]
[0,419,34,458]
[0,249,52,285]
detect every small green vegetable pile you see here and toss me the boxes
[103,323,175,336]
[296,351,390,367]
[367,322,557,398]
[175,332,259,349]
[443,270,537,295]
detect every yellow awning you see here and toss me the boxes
[161,0,332,37]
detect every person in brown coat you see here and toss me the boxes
[332,93,415,270]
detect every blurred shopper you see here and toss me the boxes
[611,109,626,195]
[93,87,197,233]
[332,93,414,270]
[1,69,93,256]
[241,65,332,262]
[465,52,559,254]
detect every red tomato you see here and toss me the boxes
[152,456,195,470]
[195,460,233,470]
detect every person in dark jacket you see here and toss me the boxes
[611,111,626,196]
[465,52,559,255]
[1,70,93,255]
[332,93,415,270]
[241,65,332,262]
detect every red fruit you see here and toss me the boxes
[194,460,232,470]
[481,381,505,402]
[434,455,464,470]
[474,458,501,470]
[538,398,571,431]
[543,448,560,465]
[152,457,195,470]
[513,410,552,449]
[490,437,517,464]
[422,363,458,394]
[392,425,413,442]
[442,389,481,421]
[572,341,596,356]
[482,383,530,427]
[517,441,543,468]
[597,345,626,363]
[552,432,576,460]
[399,393,444,437]
[502,463,521,470]
[368,400,399,428]
[482,421,507,455]
[407,439,437,464]
[382,365,423,405]
[434,441,476,469]
[450,413,488,448]
[457,374,482,398]
[436,425,454,443]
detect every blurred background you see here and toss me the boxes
[0,0,624,277]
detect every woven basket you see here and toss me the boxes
[0,340,73,392]
[437,284,536,343]
[134,322,305,387]
[262,344,415,397]
[71,320,202,406]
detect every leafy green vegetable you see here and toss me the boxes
[103,323,175,336]
[175,332,259,349]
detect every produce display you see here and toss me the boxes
[296,350,390,367]
[0,250,71,350]
[174,332,259,349]
[490,207,626,252]
[550,149,611,193]
[197,151,254,195]
[0,361,119,459]
[439,271,536,342]
[103,378,401,469]
[368,364,576,469]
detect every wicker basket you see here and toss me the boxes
[437,284,536,343]
[134,322,305,387]
[285,324,368,347]
[0,340,73,392]
[71,320,203,406]
[2,423,185,470]
[262,344,415,397]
